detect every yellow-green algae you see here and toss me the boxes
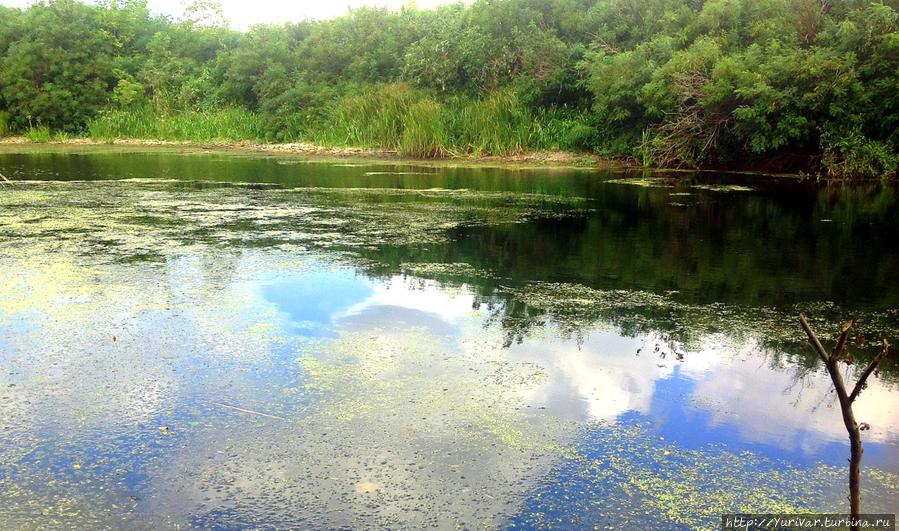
[277,326,898,528]
[517,420,899,529]
[692,184,754,192]
[2,171,897,528]
[606,177,676,188]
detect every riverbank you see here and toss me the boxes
[4,138,881,181]
[0,137,614,171]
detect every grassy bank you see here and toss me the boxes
[25,82,895,179]
[83,85,597,159]
[3,1,898,180]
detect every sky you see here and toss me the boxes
[0,0,469,29]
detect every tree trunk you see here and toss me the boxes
[831,356,862,530]
[798,315,890,531]
[840,392,862,530]
[849,428,861,529]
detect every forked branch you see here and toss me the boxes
[798,313,890,530]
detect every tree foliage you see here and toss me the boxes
[0,0,896,177]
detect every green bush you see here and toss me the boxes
[822,129,899,180]
[1,0,897,176]
[111,79,147,109]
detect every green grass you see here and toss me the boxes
[79,88,599,158]
[88,107,262,143]
[24,126,52,143]
[399,99,451,158]
[19,126,72,143]
[312,83,597,157]
[454,90,530,156]
[324,84,416,149]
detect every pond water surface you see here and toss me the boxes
[1,147,897,529]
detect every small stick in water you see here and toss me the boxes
[0,171,12,185]
[212,402,286,420]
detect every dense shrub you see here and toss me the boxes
[0,0,896,176]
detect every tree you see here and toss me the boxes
[799,315,890,529]
[0,0,116,131]
[0,0,896,175]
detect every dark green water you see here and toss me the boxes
[1,147,897,529]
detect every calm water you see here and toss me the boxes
[1,146,897,529]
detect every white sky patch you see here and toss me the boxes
[340,276,480,325]
[514,331,674,422]
[0,0,471,30]
[509,330,899,452]
[680,342,899,448]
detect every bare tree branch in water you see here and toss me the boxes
[798,314,890,530]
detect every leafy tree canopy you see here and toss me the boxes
[0,0,896,177]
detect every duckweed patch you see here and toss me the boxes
[0,181,588,262]
[400,261,491,280]
[692,184,754,192]
[515,420,899,529]
[2,153,897,528]
[606,177,676,188]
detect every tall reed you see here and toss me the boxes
[85,86,598,158]
[0,111,10,137]
[399,99,451,158]
[455,89,530,156]
[88,107,262,142]
[322,84,418,149]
